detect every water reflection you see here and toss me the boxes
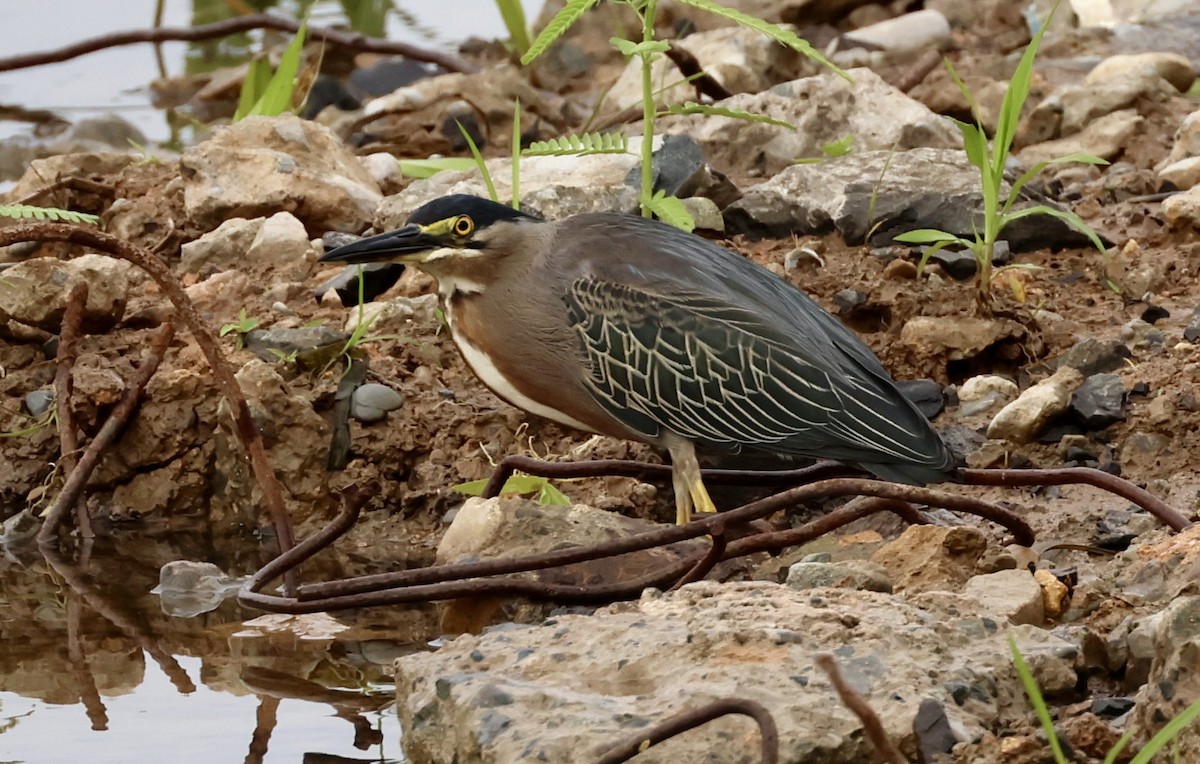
[0,536,439,763]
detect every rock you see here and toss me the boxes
[394,580,1032,764]
[656,68,958,177]
[958,375,1019,417]
[962,569,1044,626]
[0,508,39,545]
[1070,373,1125,429]
[913,698,960,761]
[23,389,53,418]
[680,196,725,231]
[1131,596,1200,758]
[842,9,951,52]
[340,294,439,336]
[1053,338,1132,376]
[628,134,741,208]
[1162,108,1200,167]
[1159,156,1200,190]
[1085,52,1196,94]
[185,270,252,325]
[882,258,917,279]
[896,378,945,419]
[1019,109,1144,164]
[605,24,808,112]
[785,560,892,592]
[929,249,978,280]
[350,383,405,423]
[899,316,1018,360]
[1119,318,1164,349]
[1055,74,1176,136]
[243,325,349,363]
[726,147,1096,249]
[871,525,986,593]
[1185,308,1200,342]
[0,254,132,331]
[181,115,382,234]
[1034,569,1069,620]
[1162,185,1200,228]
[987,367,1084,443]
[151,560,245,618]
[244,212,315,271]
[359,151,406,193]
[180,217,263,274]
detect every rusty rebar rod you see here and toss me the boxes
[53,282,91,538]
[38,323,174,544]
[597,697,779,764]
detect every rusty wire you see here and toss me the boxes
[52,282,91,538]
[596,697,779,764]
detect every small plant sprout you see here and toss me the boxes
[219,308,260,350]
[894,0,1107,313]
[519,0,845,230]
[453,473,571,506]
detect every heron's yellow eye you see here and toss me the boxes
[453,215,474,237]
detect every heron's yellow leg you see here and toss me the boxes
[666,436,717,525]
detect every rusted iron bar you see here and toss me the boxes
[597,697,779,764]
[37,323,174,544]
[0,13,475,75]
[960,467,1191,531]
[53,282,91,538]
[0,224,298,590]
[814,653,906,764]
[670,518,729,591]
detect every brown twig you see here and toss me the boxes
[53,283,91,538]
[597,697,779,764]
[814,653,906,764]
[0,223,296,583]
[664,42,734,101]
[37,323,174,543]
[0,13,476,76]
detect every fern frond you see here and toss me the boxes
[522,132,629,157]
[521,0,597,65]
[664,102,795,129]
[0,204,100,225]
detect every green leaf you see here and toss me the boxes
[522,131,629,156]
[1010,637,1071,764]
[0,204,99,225]
[234,58,272,122]
[246,22,307,119]
[536,482,572,506]
[663,101,795,129]
[610,36,670,57]
[821,134,854,157]
[495,0,532,55]
[452,474,571,506]
[671,0,850,80]
[642,190,695,232]
[397,157,479,179]
[521,0,597,64]
[1000,205,1107,253]
[893,228,967,245]
[455,120,499,202]
[1103,730,1137,764]
[994,4,1056,170]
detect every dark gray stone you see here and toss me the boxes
[23,389,53,418]
[929,249,978,280]
[913,698,958,761]
[1070,373,1125,429]
[628,134,741,208]
[1184,307,1200,342]
[1053,338,1133,376]
[897,379,945,419]
[351,383,405,424]
[833,288,868,312]
[244,326,350,362]
[1092,696,1135,718]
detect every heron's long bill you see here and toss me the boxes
[320,225,441,264]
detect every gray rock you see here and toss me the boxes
[1131,596,1200,757]
[899,316,1021,361]
[1052,74,1176,137]
[929,249,978,280]
[181,115,382,234]
[842,9,950,52]
[726,147,1097,249]
[1086,52,1196,93]
[1185,307,1200,342]
[0,254,133,331]
[1159,156,1200,190]
[1120,318,1165,349]
[913,698,960,761]
[393,580,1041,763]
[962,569,1044,626]
[627,134,741,208]
[1053,338,1132,376]
[351,383,405,423]
[1070,373,1125,429]
[785,560,892,592]
[244,326,349,363]
[23,389,54,418]
[988,367,1084,444]
[1019,109,1144,164]
[181,217,262,273]
[656,68,959,178]
[958,375,1019,417]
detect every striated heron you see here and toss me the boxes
[321,194,959,524]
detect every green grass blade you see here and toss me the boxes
[234,58,271,122]
[456,120,499,202]
[994,3,1056,171]
[512,98,521,209]
[1000,205,1106,252]
[893,228,967,245]
[1129,697,1200,764]
[1010,637,1071,764]
[397,157,479,179]
[1104,729,1137,764]
[520,0,597,64]
[671,0,849,79]
[249,22,307,118]
[495,0,531,55]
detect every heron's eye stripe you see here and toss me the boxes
[454,216,474,236]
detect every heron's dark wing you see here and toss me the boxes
[564,278,948,470]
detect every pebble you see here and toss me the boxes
[1119,318,1164,350]
[23,389,54,418]
[883,258,918,280]
[1069,373,1125,429]
[988,367,1084,443]
[351,383,405,423]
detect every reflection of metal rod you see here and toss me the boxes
[597,697,779,764]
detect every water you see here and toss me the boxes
[1,535,442,762]
[0,0,511,143]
